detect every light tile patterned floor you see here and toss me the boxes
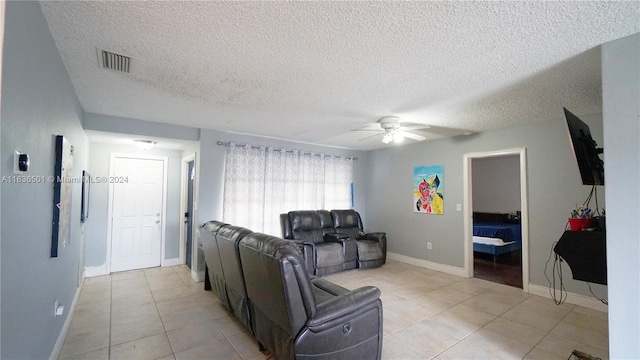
[59,261,609,359]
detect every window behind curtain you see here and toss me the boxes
[324,155,354,210]
[223,143,354,236]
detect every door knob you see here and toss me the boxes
[156,220,161,224]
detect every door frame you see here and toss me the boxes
[179,153,196,267]
[463,147,529,292]
[106,153,169,274]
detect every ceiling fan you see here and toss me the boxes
[353,116,432,144]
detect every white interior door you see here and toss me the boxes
[111,157,165,272]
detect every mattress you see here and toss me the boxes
[472,236,515,246]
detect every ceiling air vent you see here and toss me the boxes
[98,49,131,73]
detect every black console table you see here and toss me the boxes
[554,230,607,285]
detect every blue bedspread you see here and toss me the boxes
[473,221,522,243]
[473,221,522,256]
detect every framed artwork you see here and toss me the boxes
[81,170,90,222]
[413,165,444,214]
[51,135,74,257]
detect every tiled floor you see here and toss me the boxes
[59,260,609,360]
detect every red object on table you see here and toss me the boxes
[569,217,593,231]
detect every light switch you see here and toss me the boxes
[456,204,462,212]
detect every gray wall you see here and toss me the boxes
[366,113,605,296]
[84,112,199,142]
[602,33,639,359]
[472,155,521,213]
[85,143,183,269]
[0,2,89,358]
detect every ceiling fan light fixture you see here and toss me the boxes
[381,133,393,144]
[393,132,404,143]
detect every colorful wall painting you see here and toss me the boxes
[413,165,444,214]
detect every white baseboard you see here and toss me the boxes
[86,259,184,277]
[528,284,608,313]
[387,252,467,277]
[162,258,182,267]
[84,264,108,277]
[49,285,81,360]
[191,269,204,282]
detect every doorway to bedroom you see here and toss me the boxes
[463,148,529,291]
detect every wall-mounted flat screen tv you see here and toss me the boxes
[564,107,604,186]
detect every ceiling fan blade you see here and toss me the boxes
[401,124,431,131]
[398,131,426,141]
[357,132,383,141]
[414,125,472,137]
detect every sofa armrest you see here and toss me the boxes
[361,232,386,260]
[289,239,317,275]
[311,277,350,296]
[360,232,385,242]
[309,286,381,327]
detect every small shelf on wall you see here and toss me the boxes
[554,230,607,285]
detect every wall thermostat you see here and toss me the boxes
[14,151,29,173]
[18,154,30,171]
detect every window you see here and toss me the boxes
[222,143,354,235]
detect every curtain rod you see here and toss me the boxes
[217,141,358,161]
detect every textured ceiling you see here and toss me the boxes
[40,1,640,150]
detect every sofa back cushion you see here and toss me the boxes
[217,225,253,294]
[239,233,313,355]
[202,220,228,234]
[216,225,253,330]
[287,210,334,244]
[331,209,363,240]
[200,221,230,308]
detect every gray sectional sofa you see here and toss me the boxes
[199,221,384,360]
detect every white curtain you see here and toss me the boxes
[324,155,354,210]
[222,144,267,232]
[223,143,354,236]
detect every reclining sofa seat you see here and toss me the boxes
[215,225,254,332]
[280,210,357,276]
[331,209,387,269]
[238,232,383,360]
[200,221,230,309]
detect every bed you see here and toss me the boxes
[473,212,522,263]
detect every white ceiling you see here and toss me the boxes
[40,1,640,150]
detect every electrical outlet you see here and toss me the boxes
[427,242,432,250]
[54,299,64,316]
